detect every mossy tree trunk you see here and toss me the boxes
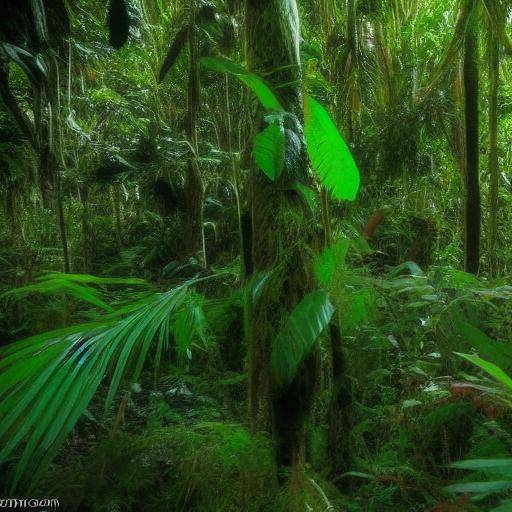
[245,0,318,476]
[487,30,499,276]
[463,13,480,274]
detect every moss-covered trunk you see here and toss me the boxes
[463,13,480,274]
[245,0,318,475]
[487,30,499,276]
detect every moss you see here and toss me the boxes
[50,423,277,512]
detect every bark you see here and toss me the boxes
[79,184,92,273]
[327,323,352,484]
[463,14,480,274]
[488,30,499,276]
[112,185,123,247]
[185,14,206,265]
[245,0,317,474]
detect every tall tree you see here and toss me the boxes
[463,11,480,274]
[245,0,318,476]
[488,29,499,276]
[185,3,206,266]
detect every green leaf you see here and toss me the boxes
[455,352,512,391]
[444,480,512,494]
[340,289,374,332]
[201,57,284,111]
[454,319,512,371]
[292,181,317,211]
[491,499,512,512]
[1,273,151,312]
[304,95,360,201]
[314,246,335,286]
[314,239,350,285]
[450,459,512,477]
[253,122,285,180]
[272,290,334,387]
[0,272,228,490]
[1,43,47,86]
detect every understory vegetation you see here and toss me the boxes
[1,0,512,511]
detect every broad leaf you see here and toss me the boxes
[455,352,512,391]
[272,290,334,387]
[253,122,285,180]
[304,95,360,201]
[454,319,512,371]
[201,56,284,111]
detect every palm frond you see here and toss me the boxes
[0,273,228,490]
[1,272,151,312]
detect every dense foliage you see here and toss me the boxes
[1,0,512,511]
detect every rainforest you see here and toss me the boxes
[1,0,512,511]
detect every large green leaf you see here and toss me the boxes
[304,95,360,201]
[201,56,284,111]
[253,122,285,180]
[455,352,512,391]
[271,290,334,387]
[0,272,229,490]
[454,319,512,371]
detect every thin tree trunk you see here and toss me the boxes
[185,10,206,266]
[463,14,480,274]
[112,185,123,247]
[79,184,92,272]
[56,172,70,273]
[224,74,246,280]
[488,30,499,276]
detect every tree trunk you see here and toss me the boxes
[185,14,206,266]
[488,30,499,276]
[55,166,70,274]
[112,185,123,248]
[79,184,92,273]
[245,0,317,476]
[463,14,480,274]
